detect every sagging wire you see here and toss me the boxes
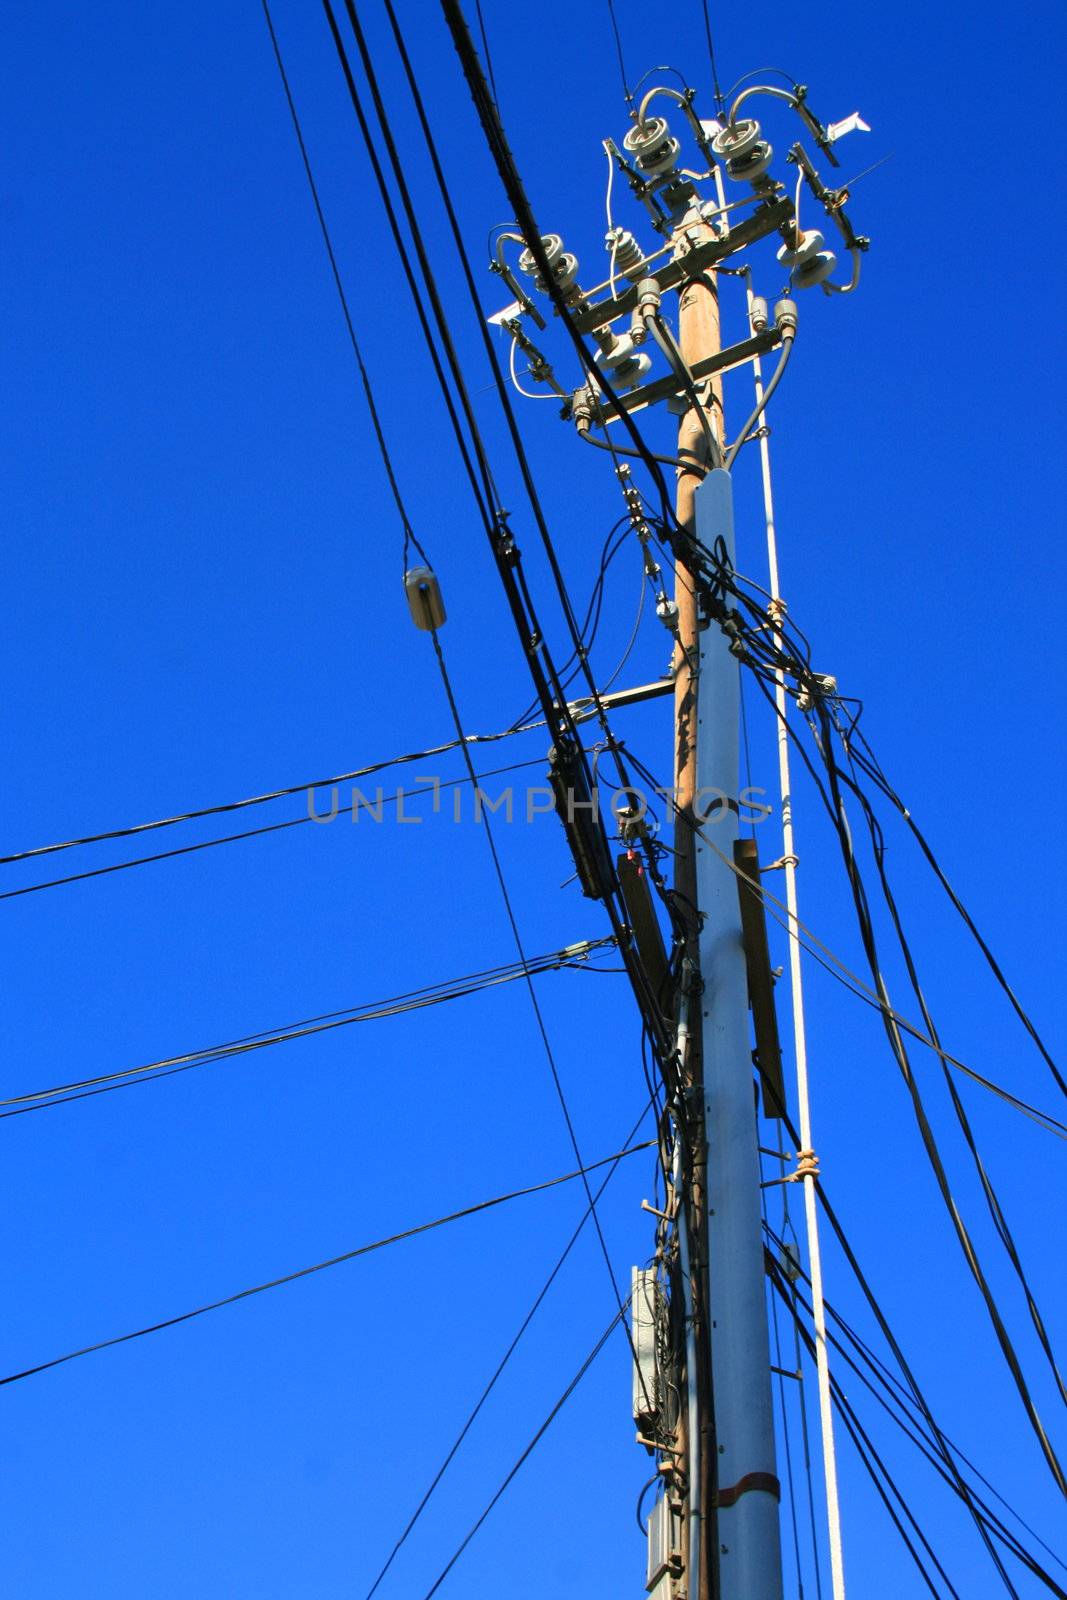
[0,937,618,1118]
[0,1146,653,1392]
[767,1226,1067,1594]
[364,1096,659,1599]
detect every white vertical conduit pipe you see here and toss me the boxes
[743,269,847,1600]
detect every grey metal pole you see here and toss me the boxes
[694,467,783,1599]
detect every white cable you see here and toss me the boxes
[794,168,804,248]
[508,337,555,400]
[745,268,847,1600]
[604,143,620,302]
[604,140,615,231]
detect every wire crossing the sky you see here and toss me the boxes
[0,1141,654,1390]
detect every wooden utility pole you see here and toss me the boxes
[672,211,723,1600]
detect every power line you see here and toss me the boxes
[698,0,726,112]
[841,718,1067,1102]
[0,1140,653,1390]
[767,1226,1067,1593]
[0,937,617,1118]
[418,1296,630,1598]
[472,0,498,106]
[0,731,540,869]
[259,0,425,570]
[426,620,652,1403]
[617,748,1035,1571]
[337,0,682,1078]
[808,698,1066,1495]
[828,724,1067,1409]
[322,0,667,1374]
[620,748,1067,1141]
[364,1096,656,1597]
[629,738,1067,1496]
[0,759,544,903]
[605,0,634,107]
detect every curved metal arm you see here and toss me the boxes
[823,245,862,296]
[728,82,799,128]
[637,84,717,163]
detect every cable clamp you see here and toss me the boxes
[761,1148,819,1189]
[767,596,788,621]
[762,853,798,872]
[787,1149,819,1183]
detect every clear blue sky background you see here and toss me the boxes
[3,2,1065,1595]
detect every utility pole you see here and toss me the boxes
[691,464,783,1599]
[672,215,782,1600]
[443,17,869,1588]
[671,211,722,1600]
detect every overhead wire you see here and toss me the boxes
[0,938,618,1118]
[767,1259,965,1600]
[809,1271,1067,1586]
[621,742,1053,1573]
[364,0,683,1069]
[0,1141,654,1390]
[671,718,1067,1489]
[363,1096,657,1598]
[767,1224,1067,1593]
[661,498,1064,1105]
[425,620,653,1406]
[828,716,1067,1409]
[840,720,1067,1102]
[318,0,664,1397]
[417,1296,631,1598]
[618,747,1067,1140]
[605,0,634,107]
[321,0,499,530]
[698,0,727,113]
[807,697,1067,1495]
[0,758,545,903]
[259,0,426,571]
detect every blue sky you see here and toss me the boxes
[3,1,1065,1595]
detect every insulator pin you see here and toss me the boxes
[623,115,680,179]
[518,233,579,294]
[605,226,645,280]
[712,118,773,183]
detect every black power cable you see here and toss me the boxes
[766,1225,1067,1593]
[259,0,427,571]
[766,1258,963,1600]
[698,0,727,113]
[807,698,1067,1497]
[0,1143,653,1390]
[366,0,653,819]
[328,0,680,1078]
[0,937,617,1118]
[828,720,1067,1409]
[616,741,1032,1575]
[0,759,544,902]
[363,1096,657,1598]
[321,0,498,532]
[417,1296,631,1598]
[425,622,653,1411]
[843,720,1067,1102]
